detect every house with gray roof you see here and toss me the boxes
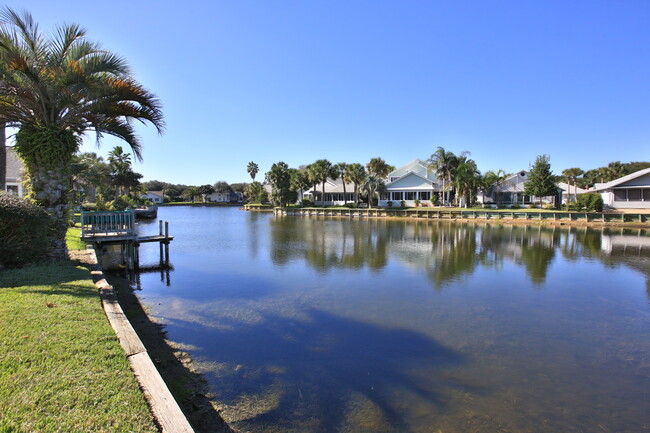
[379,159,440,207]
[304,178,356,205]
[3,147,25,197]
[591,167,650,209]
[478,170,559,207]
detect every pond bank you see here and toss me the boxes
[271,207,650,228]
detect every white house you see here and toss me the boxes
[591,167,650,209]
[3,147,25,197]
[557,182,588,204]
[304,178,356,205]
[478,170,560,207]
[209,191,232,202]
[143,190,164,203]
[379,159,440,207]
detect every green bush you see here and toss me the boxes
[542,203,556,210]
[577,193,603,212]
[510,204,521,209]
[0,193,52,267]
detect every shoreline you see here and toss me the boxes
[106,273,234,433]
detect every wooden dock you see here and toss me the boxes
[81,211,173,269]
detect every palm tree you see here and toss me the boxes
[427,147,457,206]
[335,162,349,204]
[311,159,335,206]
[71,152,109,202]
[346,163,366,206]
[366,157,394,179]
[562,167,584,210]
[247,161,259,181]
[0,8,164,259]
[363,175,384,209]
[453,156,480,208]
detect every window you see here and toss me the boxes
[392,192,403,200]
[5,185,18,195]
[406,191,416,200]
[644,189,650,201]
[614,190,627,201]
[419,191,431,200]
[380,192,389,200]
[627,189,642,201]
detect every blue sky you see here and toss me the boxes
[11,0,650,185]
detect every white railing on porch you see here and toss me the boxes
[81,210,136,237]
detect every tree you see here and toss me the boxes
[346,163,366,206]
[182,186,200,202]
[0,8,164,259]
[265,162,292,206]
[524,155,557,207]
[247,161,259,181]
[561,167,583,210]
[0,124,5,192]
[311,159,335,206]
[198,184,214,202]
[366,157,394,179]
[244,181,267,204]
[363,175,384,209]
[229,182,248,193]
[213,181,231,193]
[453,156,480,208]
[290,169,310,205]
[427,147,457,206]
[108,146,134,196]
[335,162,349,204]
[70,152,110,202]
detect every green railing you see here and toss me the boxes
[80,210,136,237]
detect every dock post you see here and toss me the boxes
[159,220,164,265]
[164,221,170,267]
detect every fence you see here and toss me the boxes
[80,210,136,237]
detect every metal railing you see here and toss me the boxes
[80,210,136,237]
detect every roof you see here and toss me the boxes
[146,191,164,199]
[387,159,436,182]
[4,147,24,181]
[591,167,650,192]
[557,182,588,194]
[385,171,437,190]
[305,178,355,194]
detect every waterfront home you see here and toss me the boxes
[591,167,650,209]
[3,147,25,197]
[378,159,440,207]
[557,182,588,204]
[143,190,164,203]
[304,178,356,205]
[478,170,558,207]
[209,191,232,202]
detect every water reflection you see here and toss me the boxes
[270,217,650,291]
[133,209,650,432]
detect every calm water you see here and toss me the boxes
[133,207,650,433]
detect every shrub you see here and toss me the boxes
[0,193,52,267]
[510,204,521,209]
[400,200,406,208]
[414,199,420,207]
[387,201,393,208]
[542,203,555,210]
[302,198,313,207]
[577,193,603,212]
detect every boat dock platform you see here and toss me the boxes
[81,211,173,269]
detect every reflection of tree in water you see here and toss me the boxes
[269,217,650,291]
[182,309,469,433]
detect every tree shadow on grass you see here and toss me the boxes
[0,261,98,297]
[169,308,484,433]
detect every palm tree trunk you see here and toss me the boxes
[321,181,326,207]
[342,181,347,205]
[0,124,5,192]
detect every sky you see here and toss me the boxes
[9,0,650,185]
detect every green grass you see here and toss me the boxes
[66,227,87,251]
[0,262,158,433]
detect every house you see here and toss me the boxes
[143,190,164,203]
[304,178,356,205]
[209,191,232,202]
[557,182,588,204]
[230,192,244,202]
[478,171,558,207]
[591,167,650,209]
[3,147,25,197]
[379,159,440,207]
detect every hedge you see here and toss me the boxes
[0,193,51,267]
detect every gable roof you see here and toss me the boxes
[387,159,436,182]
[385,171,436,190]
[591,167,650,191]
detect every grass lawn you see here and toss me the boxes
[66,227,87,251]
[0,261,158,432]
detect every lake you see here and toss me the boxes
[132,206,650,433]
